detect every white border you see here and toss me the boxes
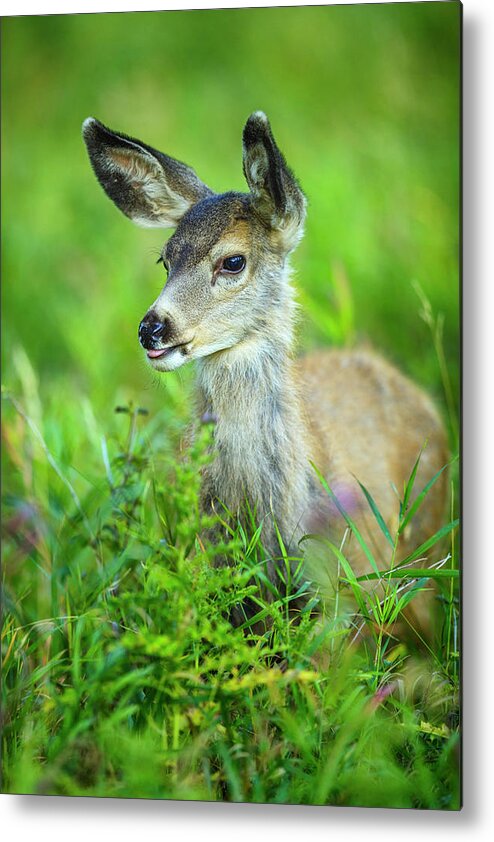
[2,0,494,837]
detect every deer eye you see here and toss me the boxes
[221,255,246,274]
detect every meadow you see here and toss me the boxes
[2,4,460,806]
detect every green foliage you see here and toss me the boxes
[307,455,459,689]
[2,391,459,805]
[2,3,460,807]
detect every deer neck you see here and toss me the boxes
[196,315,314,550]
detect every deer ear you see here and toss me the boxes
[82,118,213,228]
[242,111,306,248]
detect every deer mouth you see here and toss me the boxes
[147,347,169,359]
[146,341,191,361]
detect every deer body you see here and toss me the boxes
[83,112,448,635]
[198,341,447,585]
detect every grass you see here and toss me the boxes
[2,4,460,807]
[2,388,460,806]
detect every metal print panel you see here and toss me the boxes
[2,1,461,809]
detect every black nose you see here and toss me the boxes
[138,316,167,349]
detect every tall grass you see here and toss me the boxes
[2,377,459,805]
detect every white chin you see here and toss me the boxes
[148,349,189,372]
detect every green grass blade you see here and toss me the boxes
[351,567,459,583]
[399,456,458,534]
[401,445,426,519]
[353,476,394,548]
[304,534,370,619]
[399,519,459,566]
[388,579,430,623]
[310,462,380,575]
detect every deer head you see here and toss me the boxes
[83,112,306,371]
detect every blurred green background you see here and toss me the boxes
[2,2,460,452]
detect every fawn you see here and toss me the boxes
[83,111,448,638]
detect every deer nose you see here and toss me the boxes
[138,315,167,349]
